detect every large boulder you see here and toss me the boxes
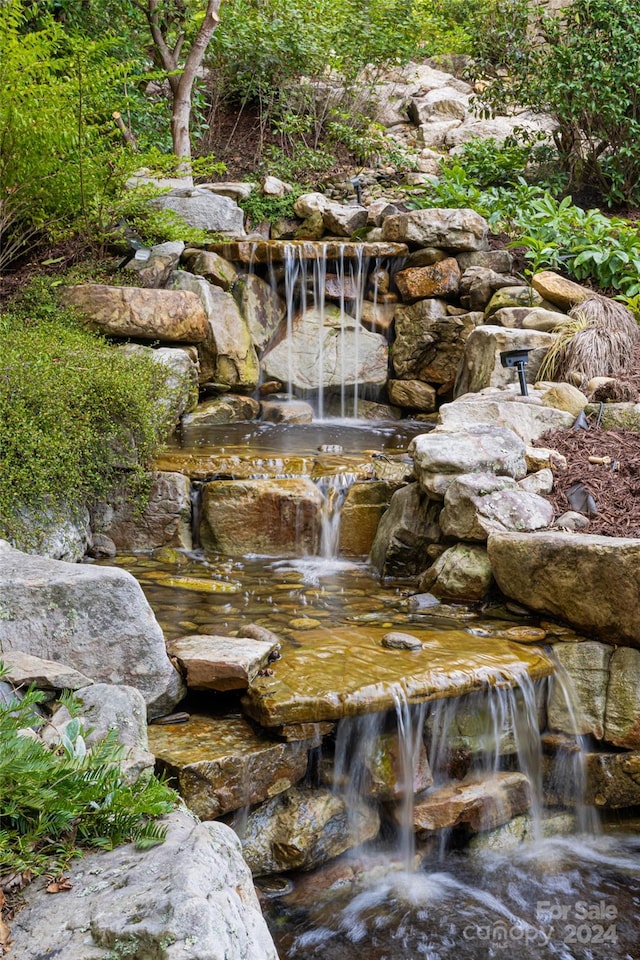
[9,810,278,960]
[369,482,442,577]
[437,395,575,443]
[117,343,200,423]
[488,531,640,648]
[91,471,192,552]
[392,302,483,387]
[547,640,613,740]
[170,272,260,389]
[63,284,209,343]
[410,425,527,498]
[150,187,246,235]
[233,273,286,352]
[439,473,554,541]
[454,326,556,396]
[381,207,489,251]
[0,540,184,717]
[419,543,493,601]
[261,305,388,393]
[200,479,323,557]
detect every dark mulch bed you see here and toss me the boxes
[536,424,640,537]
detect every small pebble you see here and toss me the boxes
[382,631,423,650]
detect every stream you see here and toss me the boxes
[104,417,640,960]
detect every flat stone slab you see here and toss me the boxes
[0,650,94,691]
[205,239,408,264]
[167,633,279,691]
[148,712,316,819]
[242,624,554,726]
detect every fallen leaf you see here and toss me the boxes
[45,877,73,894]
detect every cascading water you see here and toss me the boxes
[269,672,638,960]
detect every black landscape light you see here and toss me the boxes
[500,348,532,396]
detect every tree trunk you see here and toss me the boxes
[146,0,222,162]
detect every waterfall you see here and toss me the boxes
[314,471,359,559]
[279,242,374,418]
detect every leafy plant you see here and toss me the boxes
[0,669,178,877]
[408,164,640,304]
[0,280,176,550]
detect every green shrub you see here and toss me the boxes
[0,280,176,548]
[471,0,640,206]
[0,670,178,877]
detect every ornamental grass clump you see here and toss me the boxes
[538,296,639,383]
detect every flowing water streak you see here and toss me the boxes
[391,687,427,870]
[314,472,359,559]
[546,655,602,836]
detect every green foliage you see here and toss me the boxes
[471,0,640,206]
[239,189,300,228]
[0,280,176,548]
[413,0,494,57]
[443,133,567,194]
[0,0,145,268]
[408,165,640,302]
[0,669,178,877]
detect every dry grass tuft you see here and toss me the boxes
[539,296,639,382]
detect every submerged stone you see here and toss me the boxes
[241,623,554,727]
[148,712,314,820]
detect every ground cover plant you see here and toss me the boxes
[0,280,176,550]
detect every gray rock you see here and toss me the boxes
[151,188,246,235]
[438,395,574,443]
[369,482,442,576]
[261,305,388,393]
[170,272,260,389]
[117,343,200,423]
[440,472,554,541]
[547,640,613,739]
[233,273,286,352]
[12,503,91,562]
[0,540,184,718]
[322,201,369,236]
[381,207,489,251]
[410,425,527,498]
[10,810,278,960]
[454,325,556,396]
[91,471,192,552]
[604,646,640,748]
[419,543,493,601]
[75,683,156,783]
[181,249,239,290]
[0,650,93,692]
[392,301,482,386]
